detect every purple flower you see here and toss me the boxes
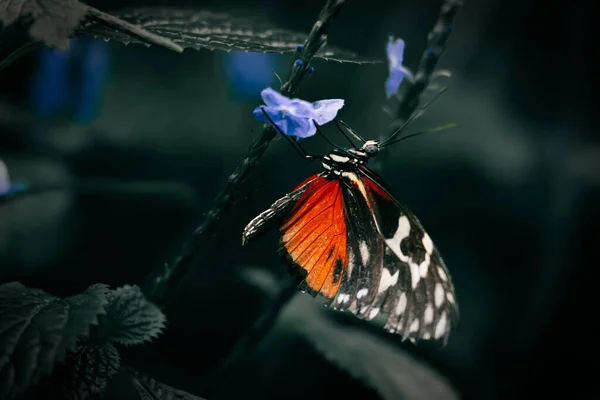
[385,36,411,99]
[253,87,344,139]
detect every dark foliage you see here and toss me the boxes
[79,7,373,64]
[1,0,593,399]
[0,282,108,399]
[0,0,87,48]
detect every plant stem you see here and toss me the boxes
[393,0,462,126]
[144,0,347,306]
[0,40,40,73]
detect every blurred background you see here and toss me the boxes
[0,0,596,399]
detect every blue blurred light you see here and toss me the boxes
[0,182,28,199]
[30,38,110,123]
[31,46,70,117]
[224,51,277,100]
[74,39,110,123]
[0,160,27,199]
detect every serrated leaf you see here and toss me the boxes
[104,285,166,346]
[0,282,109,400]
[288,296,459,400]
[54,342,120,399]
[0,0,88,49]
[79,7,379,64]
[124,367,205,400]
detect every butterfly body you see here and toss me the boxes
[243,139,458,343]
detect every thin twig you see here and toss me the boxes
[143,0,347,305]
[0,39,40,73]
[393,0,462,126]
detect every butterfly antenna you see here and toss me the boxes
[313,121,340,148]
[382,86,448,146]
[333,120,358,148]
[313,121,357,158]
[380,123,458,148]
[260,108,320,161]
[336,119,366,143]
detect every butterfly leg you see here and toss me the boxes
[259,108,322,162]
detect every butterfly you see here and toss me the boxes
[242,102,459,344]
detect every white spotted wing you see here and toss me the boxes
[332,166,459,343]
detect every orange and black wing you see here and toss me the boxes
[243,172,380,302]
[243,168,458,343]
[278,174,351,298]
[242,174,321,245]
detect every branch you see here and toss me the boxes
[394,0,462,124]
[144,0,347,306]
[0,39,40,73]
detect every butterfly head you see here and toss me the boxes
[345,140,381,161]
[361,140,381,157]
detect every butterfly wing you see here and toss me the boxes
[243,172,357,299]
[243,167,458,343]
[356,166,459,342]
[278,174,351,298]
[242,174,321,244]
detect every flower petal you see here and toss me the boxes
[260,87,291,107]
[260,87,317,119]
[254,105,315,138]
[253,105,283,123]
[285,99,319,119]
[300,120,318,138]
[311,99,345,125]
[386,36,405,70]
[385,69,405,99]
[0,159,10,195]
[275,115,315,138]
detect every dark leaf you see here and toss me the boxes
[103,285,166,346]
[0,282,109,400]
[79,7,378,64]
[105,366,205,400]
[288,296,459,400]
[0,0,88,49]
[53,342,120,399]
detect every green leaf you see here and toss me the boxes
[104,285,166,346]
[0,0,88,49]
[79,7,379,64]
[53,342,120,399]
[286,296,459,400]
[0,282,109,400]
[124,366,206,400]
